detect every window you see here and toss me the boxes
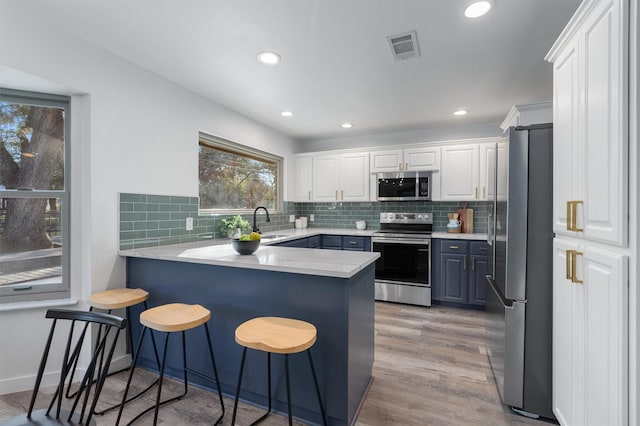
[0,89,70,303]
[199,132,282,213]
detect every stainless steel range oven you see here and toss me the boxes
[372,212,432,307]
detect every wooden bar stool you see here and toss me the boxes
[116,303,225,426]
[231,317,328,426]
[65,288,161,415]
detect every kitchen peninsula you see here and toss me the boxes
[119,234,379,426]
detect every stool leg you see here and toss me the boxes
[285,354,292,426]
[307,350,328,426]
[203,322,225,424]
[231,347,247,425]
[116,326,147,426]
[152,332,171,425]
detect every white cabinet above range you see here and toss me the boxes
[369,146,440,173]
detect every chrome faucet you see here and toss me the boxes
[252,206,271,233]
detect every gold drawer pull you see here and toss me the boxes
[399,163,402,170]
[449,245,459,250]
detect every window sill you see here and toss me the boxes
[0,298,78,313]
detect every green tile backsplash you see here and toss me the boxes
[119,192,489,249]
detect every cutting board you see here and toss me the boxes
[456,207,474,233]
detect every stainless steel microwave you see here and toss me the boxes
[377,171,432,201]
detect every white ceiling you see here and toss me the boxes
[9,0,580,142]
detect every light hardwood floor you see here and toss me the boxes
[0,303,551,425]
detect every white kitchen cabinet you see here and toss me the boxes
[440,144,479,201]
[313,152,369,202]
[479,141,507,201]
[293,156,313,202]
[547,0,628,246]
[546,0,631,425]
[552,239,628,426]
[404,146,440,171]
[369,149,403,173]
[369,146,440,173]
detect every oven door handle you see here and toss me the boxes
[372,238,430,245]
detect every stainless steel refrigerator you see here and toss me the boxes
[486,124,555,420]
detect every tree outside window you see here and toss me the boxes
[199,134,282,213]
[0,89,69,302]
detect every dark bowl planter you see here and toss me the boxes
[231,239,260,255]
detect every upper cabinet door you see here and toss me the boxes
[404,146,441,171]
[294,156,313,202]
[313,155,340,202]
[369,149,402,173]
[440,144,480,201]
[340,152,369,201]
[549,0,628,246]
[479,140,507,201]
[579,0,628,246]
[552,36,580,235]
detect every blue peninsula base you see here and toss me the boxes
[125,257,375,426]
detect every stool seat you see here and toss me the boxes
[235,317,317,355]
[88,288,149,310]
[140,303,211,332]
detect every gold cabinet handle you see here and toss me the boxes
[464,257,467,270]
[335,190,338,200]
[308,191,311,201]
[567,201,573,231]
[399,162,403,170]
[572,201,583,232]
[565,250,584,283]
[341,190,344,200]
[475,187,478,199]
[405,162,409,170]
[571,250,583,283]
[566,250,573,279]
[450,245,459,250]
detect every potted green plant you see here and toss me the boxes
[217,215,250,238]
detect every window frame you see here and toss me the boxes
[198,132,283,214]
[0,88,71,303]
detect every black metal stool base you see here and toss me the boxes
[116,322,224,426]
[231,348,328,426]
[64,302,162,416]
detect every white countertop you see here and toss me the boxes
[431,232,487,241]
[119,228,379,279]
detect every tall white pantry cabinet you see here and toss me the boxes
[545,0,636,425]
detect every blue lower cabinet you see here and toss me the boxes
[322,235,342,250]
[432,238,486,309]
[277,237,308,248]
[307,235,322,248]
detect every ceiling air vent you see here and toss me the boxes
[387,30,420,61]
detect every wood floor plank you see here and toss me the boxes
[0,302,552,425]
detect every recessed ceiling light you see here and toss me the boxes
[341,123,353,129]
[281,111,293,117]
[464,1,491,18]
[454,110,468,116]
[257,51,281,65]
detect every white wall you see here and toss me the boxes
[297,122,502,153]
[0,2,298,393]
